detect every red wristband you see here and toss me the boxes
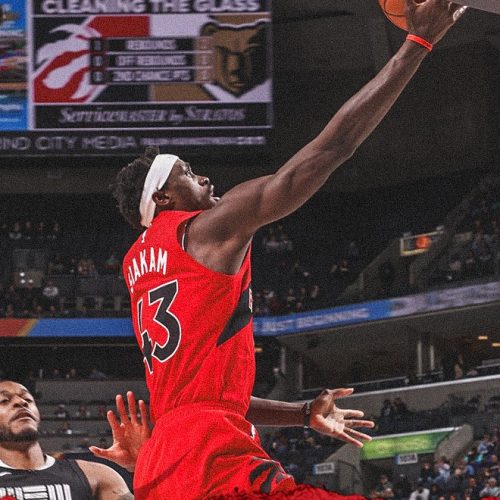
[406,34,433,52]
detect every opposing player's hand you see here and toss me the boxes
[309,388,374,447]
[405,0,467,45]
[89,391,151,472]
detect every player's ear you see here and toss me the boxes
[152,190,172,208]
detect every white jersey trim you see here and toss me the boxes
[0,454,56,470]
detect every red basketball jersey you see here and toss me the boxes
[123,210,255,422]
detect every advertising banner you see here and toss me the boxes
[0,0,272,155]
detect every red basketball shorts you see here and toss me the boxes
[133,403,296,500]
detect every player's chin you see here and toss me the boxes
[13,418,39,430]
[206,197,219,208]
[10,425,39,442]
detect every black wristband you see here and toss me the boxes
[302,401,312,428]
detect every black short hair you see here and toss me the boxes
[0,378,24,386]
[0,379,32,395]
[111,146,159,229]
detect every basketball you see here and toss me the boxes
[378,0,409,31]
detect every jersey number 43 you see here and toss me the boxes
[136,281,181,374]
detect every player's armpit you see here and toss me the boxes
[113,489,134,500]
[96,472,133,500]
[77,460,132,500]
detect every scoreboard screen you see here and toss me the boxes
[0,0,272,155]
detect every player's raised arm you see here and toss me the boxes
[193,0,464,246]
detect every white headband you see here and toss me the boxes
[139,154,179,227]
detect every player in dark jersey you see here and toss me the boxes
[0,380,134,500]
[111,1,466,497]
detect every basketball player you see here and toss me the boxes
[112,0,466,497]
[0,380,133,499]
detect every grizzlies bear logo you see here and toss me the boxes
[201,22,268,97]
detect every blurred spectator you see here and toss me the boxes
[472,232,493,276]
[445,467,466,498]
[89,367,108,380]
[441,349,459,381]
[284,287,297,314]
[46,221,62,247]
[253,292,270,316]
[96,404,108,418]
[48,367,63,379]
[463,250,478,279]
[435,456,451,487]
[58,421,73,435]
[4,304,15,318]
[8,221,22,244]
[54,404,70,419]
[428,483,443,500]
[409,481,430,500]
[5,284,21,306]
[47,254,66,275]
[46,305,59,318]
[66,368,78,379]
[75,404,91,419]
[446,254,463,281]
[454,353,465,380]
[77,304,89,317]
[478,433,494,455]
[394,398,410,417]
[485,453,499,477]
[261,225,293,254]
[306,284,323,311]
[465,446,484,476]
[289,260,311,286]
[78,256,98,277]
[394,473,412,500]
[338,259,351,286]
[23,220,34,247]
[42,280,59,308]
[263,233,281,253]
[33,304,45,318]
[34,221,46,246]
[379,399,395,433]
[479,477,500,498]
[463,477,481,500]
[103,252,121,274]
[67,257,79,275]
[375,474,395,499]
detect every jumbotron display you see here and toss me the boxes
[0,0,272,155]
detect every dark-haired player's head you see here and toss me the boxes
[0,380,40,443]
[112,147,218,230]
[112,146,158,229]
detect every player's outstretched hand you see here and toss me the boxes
[405,0,467,45]
[89,391,151,472]
[309,388,374,448]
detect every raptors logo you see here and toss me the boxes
[33,16,148,103]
